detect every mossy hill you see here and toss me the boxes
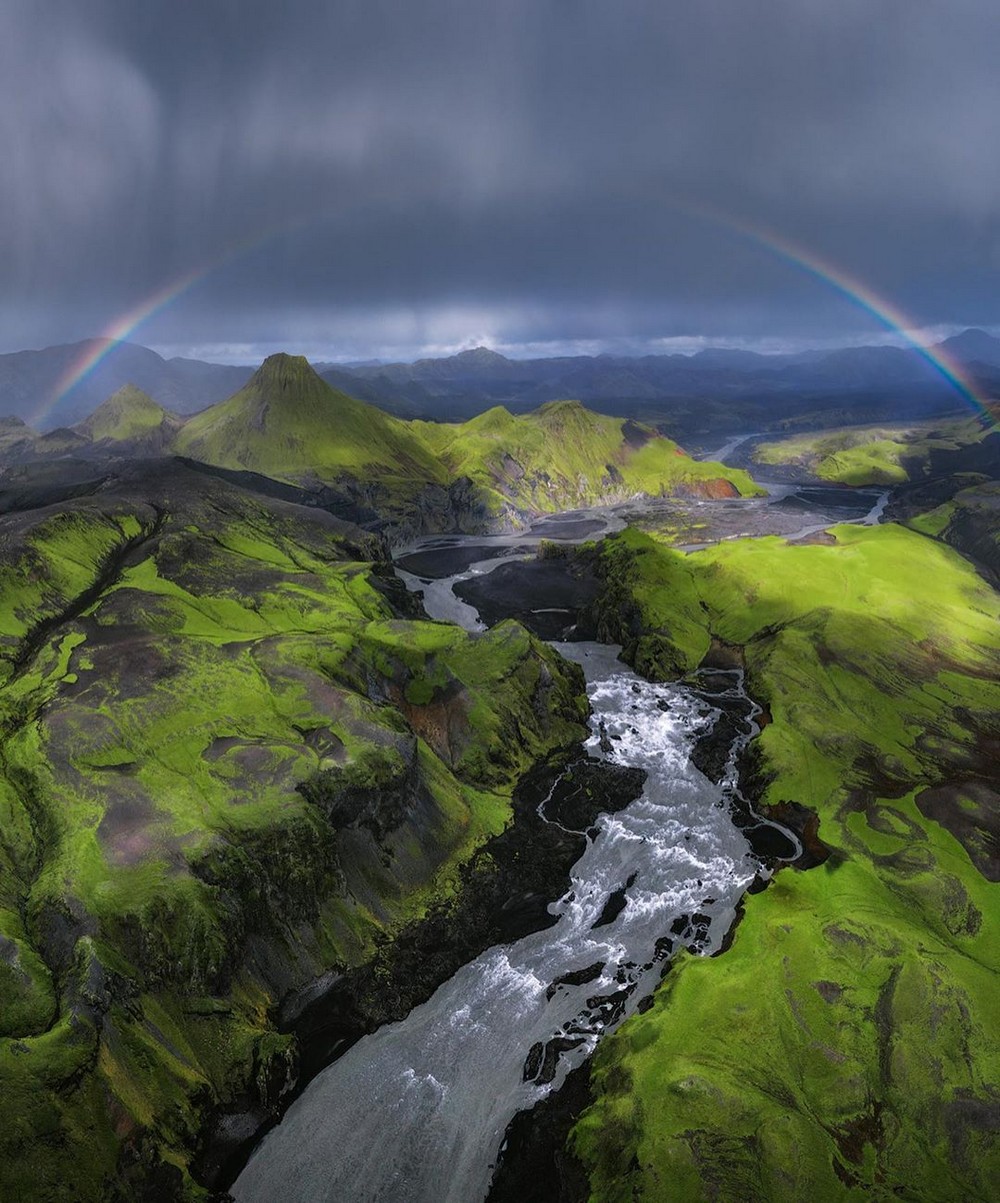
[754,410,999,485]
[0,459,588,1200]
[74,384,181,452]
[88,353,757,532]
[174,354,449,489]
[414,400,761,516]
[564,521,1000,1200]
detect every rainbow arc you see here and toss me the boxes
[34,206,997,431]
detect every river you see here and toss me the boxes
[232,460,880,1203]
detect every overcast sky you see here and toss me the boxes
[2,0,998,362]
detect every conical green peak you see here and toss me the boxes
[251,353,322,392]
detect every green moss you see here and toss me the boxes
[754,417,989,485]
[0,479,589,1200]
[417,400,761,514]
[172,355,758,518]
[909,500,958,536]
[594,528,711,677]
[75,385,178,444]
[574,520,1000,1201]
[0,507,143,667]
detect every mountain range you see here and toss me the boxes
[5,328,999,437]
[0,354,760,541]
[0,342,997,1203]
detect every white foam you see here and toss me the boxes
[235,625,768,1202]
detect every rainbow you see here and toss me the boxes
[34,211,320,429]
[686,201,996,427]
[36,201,997,432]
[37,265,208,427]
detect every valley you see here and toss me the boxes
[0,361,996,1201]
[2,355,760,546]
[8,7,1000,1200]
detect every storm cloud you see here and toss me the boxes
[2,0,999,359]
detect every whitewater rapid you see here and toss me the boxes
[234,631,786,1203]
[232,474,863,1203]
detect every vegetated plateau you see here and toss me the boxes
[0,352,996,1202]
[567,521,999,1200]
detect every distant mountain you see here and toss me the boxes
[0,339,252,429]
[438,345,517,373]
[782,344,936,387]
[320,332,996,433]
[0,353,759,535]
[935,327,1000,368]
[3,329,996,443]
[688,347,772,369]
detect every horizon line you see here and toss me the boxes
[5,322,998,371]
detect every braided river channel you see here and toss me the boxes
[233,476,886,1203]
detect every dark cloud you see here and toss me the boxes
[3,0,998,358]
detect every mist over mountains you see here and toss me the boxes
[3,328,999,438]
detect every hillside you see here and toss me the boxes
[416,400,761,513]
[162,355,760,529]
[753,412,999,485]
[567,523,1000,1201]
[174,353,449,486]
[0,459,588,1200]
[74,383,182,453]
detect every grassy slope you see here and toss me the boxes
[0,469,587,1200]
[74,384,181,448]
[572,524,1000,1201]
[173,357,759,518]
[174,354,449,488]
[415,401,762,514]
[754,416,990,485]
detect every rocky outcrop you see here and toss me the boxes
[674,477,739,499]
[298,732,421,838]
[938,484,1000,583]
